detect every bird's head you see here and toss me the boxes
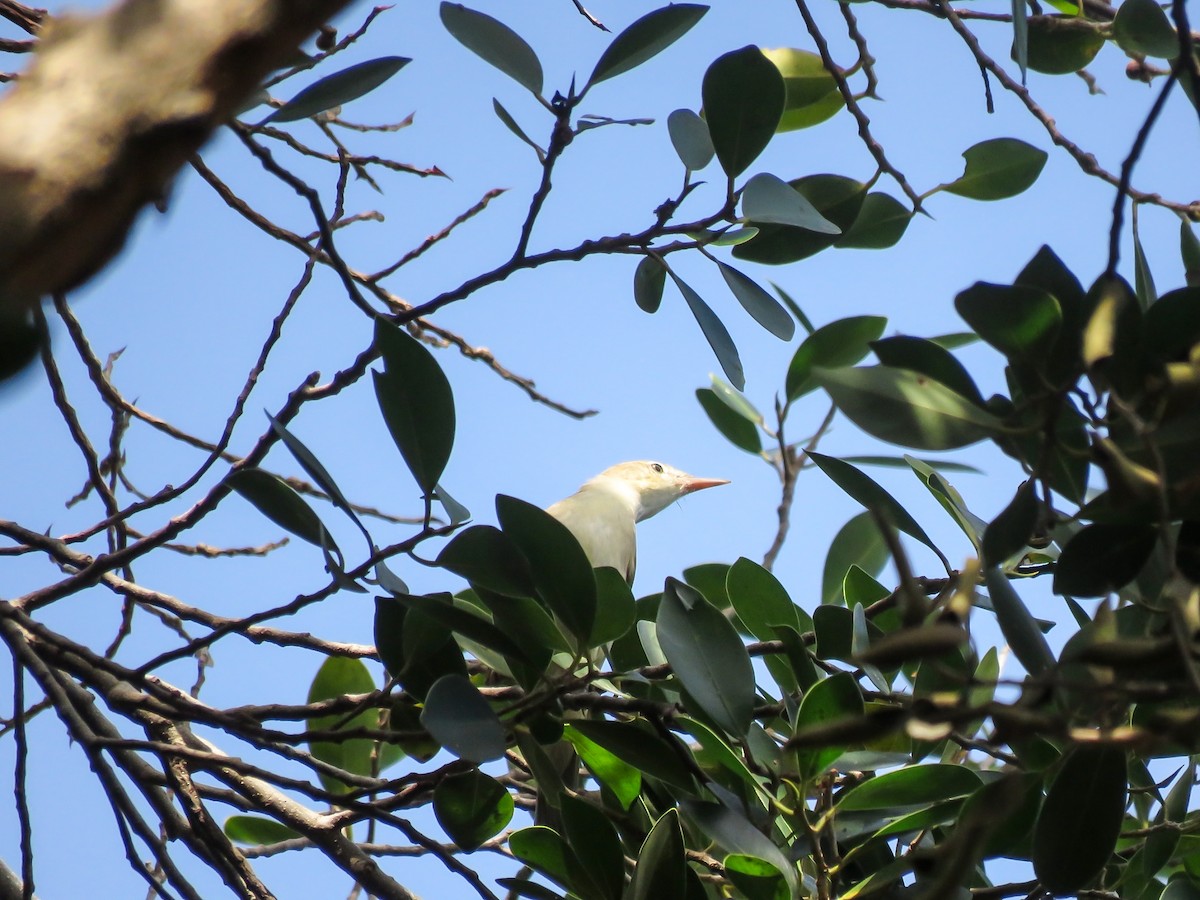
[589,460,729,522]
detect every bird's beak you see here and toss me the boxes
[679,475,730,496]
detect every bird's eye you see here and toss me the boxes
[651,463,664,473]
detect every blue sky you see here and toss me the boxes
[2,0,1198,896]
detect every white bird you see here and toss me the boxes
[546,460,729,584]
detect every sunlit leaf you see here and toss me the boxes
[762,47,845,131]
[1020,15,1105,74]
[307,657,382,794]
[433,769,513,850]
[224,815,300,846]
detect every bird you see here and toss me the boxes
[546,460,729,584]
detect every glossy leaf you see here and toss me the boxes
[307,657,382,794]
[629,810,687,900]
[566,719,696,793]
[680,801,796,894]
[657,577,755,736]
[267,57,410,123]
[808,452,949,569]
[562,725,640,809]
[224,815,300,846]
[710,373,763,424]
[837,192,912,250]
[510,827,575,893]
[943,138,1048,201]
[1021,15,1105,74]
[736,175,865,265]
[392,592,529,663]
[985,568,1055,676]
[983,479,1039,567]
[228,468,332,548]
[822,513,889,605]
[561,794,625,900]
[667,108,715,171]
[955,282,1061,362]
[433,769,513,850]
[421,673,506,763]
[786,314,887,401]
[440,3,543,95]
[794,671,863,777]
[816,365,1001,450]
[870,335,985,406]
[727,557,807,640]
[762,47,844,131]
[702,46,785,177]
[1033,744,1128,893]
[906,455,987,550]
[590,567,636,646]
[669,270,745,390]
[587,4,708,87]
[374,319,455,495]
[437,525,535,598]
[837,764,982,811]
[741,173,840,234]
[697,388,761,454]
[634,256,667,313]
[1053,524,1158,597]
[717,261,796,340]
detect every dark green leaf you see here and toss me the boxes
[567,719,696,793]
[433,769,513,850]
[374,595,408,678]
[985,568,1055,676]
[716,261,796,340]
[702,46,785,177]
[837,764,982,811]
[657,577,755,736]
[725,855,789,900]
[741,173,840,234]
[307,657,381,794]
[561,794,625,900]
[1053,524,1158,597]
[793,672,863,777]
[735,175,866,264]
[727,557,806,641]
[493,98,545,160]
[697,388,762,454]
[510,827,575,893]
[679,801,796,895]
[837,192,912,250]
[267,57,410,123]
[762,47,844,131]
[436,524,535,598]
[634,256,667,313]
[842,455,983,474]
[1019,15,1105,74]
[817,365,1001,450]
[228,468,332,548]
[386,602,469,699]
[590,567,636,646]
[943,138,1048,201]
[808,452,949,569]
[772,283,814,333]
[983,479,1039,567]
[373,319,455,495]
[420,673,506,763]
[669,270,745,390]
[906,455,986,549]
[440,3,543,95]
[954,282,1061,362]
[786,314,887,401]
[1133,216,1158,309]
[391,592,530,663]
[1033,744,1128,893]
[667,108,715,171]
[629,810,687,900]
[813,604,855,661]
[265,413,366,540]
[587,4,707,87]
[224,815,300,846]
[1181,221,1200,287]
[1143,287,1200,362]
[870,335,985,406]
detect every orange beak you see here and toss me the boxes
[680,476,730,496]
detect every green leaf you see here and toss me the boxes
[741,173,840,234]
[493,98,545,161]
[1053,524,1158,597]
[587,4,708,88]
[1143,287,1200,362]
[420,673,506,763]
[808,452,949,569]
[266,57,410,123]
[436,525,535,598]
[725,854,790,900]
[668,270,745,391]
[590,567,636,647]
[786,314,887,401]
[710,373,763,424]
[373,319,456,496]
[727,557,807,641]
[836,192,912,250]
[496,495,597,644]
[667,109,715,171]
[1033,744,1128,893]
[1021,14,1105,74]
[702,46,785,177]
[736,174,867,264]
[842,455,983,475]
[794,672,863,777]
[634,256,667,313]
[984,568,1055,676]
[391,592,530,664]
[837,764,982,811]
[629,810,687,900]
[1012,0,1029,82]
[1133,216,1158,309]
[716,261,796,340]
[870,335,985,406]
[561,794,625,900]
[434,481,471,525]
[228,468,332,548]
[943,138,1048,201]
[697,388,762,454]
[433,769,513,850]
[983,479,1039,567]
[679,801,797,895]
[816,365,1001,450]
[822,513,889,605]
[307,657,382,794]
[762,47,845,132]
[567,719,696,793]
[265,412,366,540]
[657,577,755,736]
[440,3,543,95]
[510,827,575,893]
[955,282,1062,362]
[1181,221,1200,287]
[906,455,987,550]
[224,815,300,846]
[562,725,641,809]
